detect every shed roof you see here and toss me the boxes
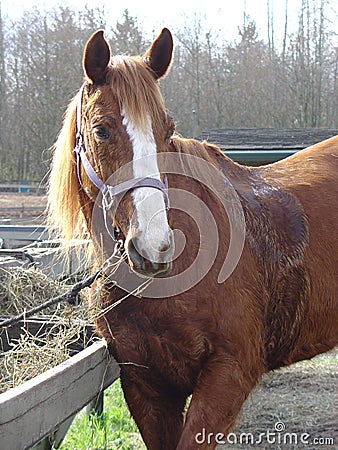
[198,128,338,164]
[199,128,338,150]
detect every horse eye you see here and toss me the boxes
[93,124,110,141]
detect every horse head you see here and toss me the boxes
[77,29,175,277]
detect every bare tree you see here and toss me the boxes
[282,0,289,62]
[0,1,7,178]
[112,10,147,55]
[267,0,275,55]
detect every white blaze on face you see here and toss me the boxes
[122,109,171,262]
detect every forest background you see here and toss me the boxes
[0,0,337,182]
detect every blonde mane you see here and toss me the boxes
[47,92,87,246]
[108,55,166,129]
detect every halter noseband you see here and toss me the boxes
[73,83,170,242]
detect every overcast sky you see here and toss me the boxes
[3,0,312,44]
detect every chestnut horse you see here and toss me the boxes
[48,28,338,449]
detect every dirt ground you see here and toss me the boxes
[221,350,337,450]
[0,193,47,225]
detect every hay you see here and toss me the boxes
[1,325,81,392]
[0,267,95,394]
[1,266,72,316]
[0,266,93,319]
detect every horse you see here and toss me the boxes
[48,28,338,449]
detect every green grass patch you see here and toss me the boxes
[59,379,146,450]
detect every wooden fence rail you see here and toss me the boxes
[0,206,45,212]
[0,184,47,193]
[0,338,120,450]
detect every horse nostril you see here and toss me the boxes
[127,237,142,262]
[159,241,171,253]
[159,231,174,259]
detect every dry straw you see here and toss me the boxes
[0,267,95,394]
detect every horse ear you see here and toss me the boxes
[144,28,173,79]
[83,30,111,84]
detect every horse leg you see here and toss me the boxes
[176,354,260,450]
[120,370,187,450]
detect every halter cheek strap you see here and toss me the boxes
[73,83,170,241]
[74,136,105,192]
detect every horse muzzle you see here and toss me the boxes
[126,232,174,278]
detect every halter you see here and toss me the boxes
[73,83,170,242]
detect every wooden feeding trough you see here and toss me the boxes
[0,226,120,448]
[0,319,120,450]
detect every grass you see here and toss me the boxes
[59,351,337,450]
[59,379,146,450]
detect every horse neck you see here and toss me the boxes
[168,136,252,194]
[165,137,249,264]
